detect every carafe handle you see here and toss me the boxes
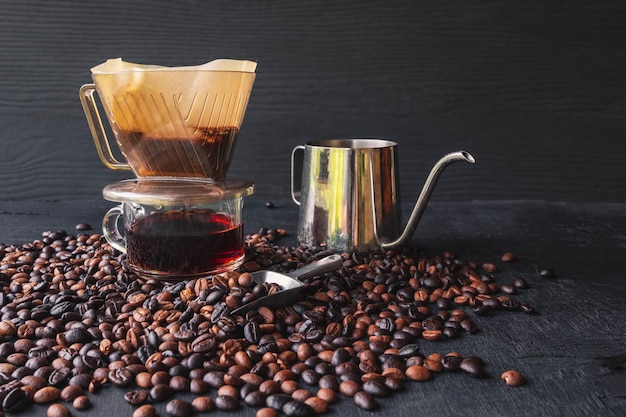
[102,205,127,253]
[291,145,305,205]
[79,84,131,171]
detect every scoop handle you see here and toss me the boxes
[287,254,343,282]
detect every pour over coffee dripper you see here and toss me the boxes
[80,58,257,180]
[80,58,258,279]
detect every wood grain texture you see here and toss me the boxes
[0,199,623,416]
[0,0,625,202]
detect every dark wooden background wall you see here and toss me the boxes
[1,0,624,203]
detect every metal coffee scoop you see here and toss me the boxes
[232,254,343,316]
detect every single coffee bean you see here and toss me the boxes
[282,400,314,417]
[304,396,328,413]
[3,386,30,412]
[72,395,90,410]
[75,223,92,231]
[521,303,537,314]
[245,390,267,407]
[501,369,526,386]
[33,386,61,403]
[47,403,72,417]
[501,252,516,262]
[500,284,516,295]
[339,380,360,397]
[191,396,214,412]
[215,395,239,411]
[513,277,529,289]
[108,367,133,387]
[60,385,83,402]
[472,305,491,316]
[442,354,463,371]
[150,383,173,402]
[539,268,556,278]
[189,378,208,394]
[406,365,432,381]
[165,398,193,417]
[353,391,377,410]
[460,357,486,378]
[67,373,92,389]
[257,407,279,417]
[133,404,156,417]
[362,379,390,397]
[482,262,497,273]
[124,390,149,405]
[316,387,337,404]
[169,375,190,392]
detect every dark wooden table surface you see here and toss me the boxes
[0,196,624,417]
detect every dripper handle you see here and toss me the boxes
[79,84,131,171]
[290,145,305,205]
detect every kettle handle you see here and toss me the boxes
[79,84,131,171]
[290,145,305,205]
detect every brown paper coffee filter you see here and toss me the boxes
[90,58,257,137]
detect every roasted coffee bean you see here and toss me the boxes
[300,369,319,386]
[150,383,173,402]
[47,403,72,417]
[318,374,339,391]
[60,385,83,402]
[513,277,529,289]
[406,365,432,381]
[215,395,240,411]
[165,399,194,417]
[539,268,556,279]
[442,354,463,371]
[125,389,149,405]
[339,380,360,397]
[501,252,516,262]
[472,305,491,316]
[109,367,133,387]
[257,407,279,417]
[73,395,91,410]
[353,391,377,410]
[501,369,526,386]
[244,390,267,407]
[397,343,420,358]
[244,321,261,344]
[362,379,390,397]
[48,367,71,386]
[203,371,225,388]
[133,404,156,417]
[460,357,486,378]
[2,387,30,412]
[33,386,61,403]
[283,400,314,417]
[501,298,521,311]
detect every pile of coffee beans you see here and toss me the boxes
[0,227,536,417]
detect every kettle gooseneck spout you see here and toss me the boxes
[378,151,475,250]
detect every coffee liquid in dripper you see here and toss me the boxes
[119,126,239,179]
[125,209,244,276]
